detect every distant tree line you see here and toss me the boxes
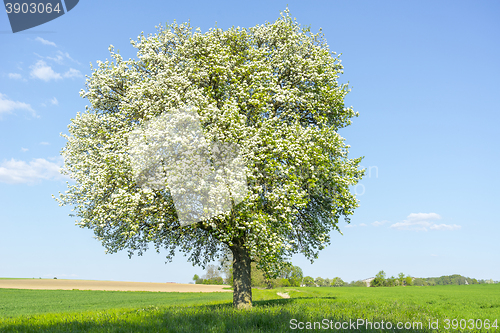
[370,271,413,287]
[302,276,367,287]
[193,262,304,287]
[412,275,496,286]
[369,271,498,287]
[193,262,367,288]
[193,264,498,288]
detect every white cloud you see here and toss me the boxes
[30,60,62,81]
[63,68,82,78]
[62,51,80,65]
[46,50,80,65]
[407,212,441,221]
[21,148,29,152]
[0,93,36,118]
[431,254,438,257]
[390,213,460,231]
[37,50,80,66]
[30,60,82,81]
[47,52,67,65]
[372,220,388,227]
[345,224,355,228]
[430,224,461,231]
[8,73,23,80]
[0,158,68,184]
[46,53,64,64]
[35,37,57,47]
[51,97,58,105]
[40,142,50,145]
[359,223,367,227]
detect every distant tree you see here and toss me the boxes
[422,274,480,286]
[202,276,224,285]
[315,277,326,287]
[370,270,386,287]
[385,276,397,287]
[203,264,221,280]
[219,252,232,285]
[287,266,304,287]
[194,264,226,285]
[227,268,233,286]
[334,277,344,287]
[405,276,413,286]
[398,272,405,286]
[279,265,303,287]
[280,278,291,287]
[264,264,302,288]
[413,278,427,286]
[251,262,267,288]
[427,278,437,286]
[303,276,315,287]
[454,275,464,285]
[348,280,367,287]
[264,277,280,289]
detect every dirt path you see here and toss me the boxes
[0,279,231,293]
[277,292,290,298]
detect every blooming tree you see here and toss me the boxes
[55,9,364,309]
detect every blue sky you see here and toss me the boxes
[1,0,498,283]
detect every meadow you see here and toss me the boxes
[0,284,499,332]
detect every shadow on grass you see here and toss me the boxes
[252,296,338,307]
[1,299,437,333]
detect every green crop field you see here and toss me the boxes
[1,284,499,332]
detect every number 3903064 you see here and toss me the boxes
[5,2,62,14]
[443,319,498,330]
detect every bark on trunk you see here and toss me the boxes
[230,243,252,309]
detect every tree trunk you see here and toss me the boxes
[230,243,252,309]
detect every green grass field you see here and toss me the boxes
[1,284,499,332]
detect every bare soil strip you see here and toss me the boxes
[0,279,231,293]
[277,292,290,298]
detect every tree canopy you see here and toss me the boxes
[55,9,364,308]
